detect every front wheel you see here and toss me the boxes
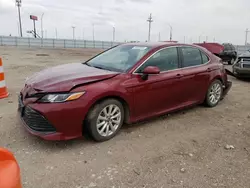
[204,80,223,107]
[86,99,124,142]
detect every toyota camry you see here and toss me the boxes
[18,42,232,142]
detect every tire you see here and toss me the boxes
[86,99,124,142]
[204,80,223,107]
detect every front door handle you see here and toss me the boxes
[207,68,212,72]
[176,74,183,78]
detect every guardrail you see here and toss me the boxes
[0,36,121,49]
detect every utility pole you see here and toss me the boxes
[184,36,186,44]
[190,37,193,44]
[16,0,23,37]
[158,32,161,41]
[213,37,215,42]
[168,24,172,41]
[41,13,44,38]
[147,13,153,42]
[72,26,75,40]
[55,28,58,39]
[92,24,95,42]
[82,28,84,40]
[206,36,208,42]
[113,26,116,42]
[245,28,250,45]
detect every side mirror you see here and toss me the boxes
[143,66,160,74]
[141,66,160,80]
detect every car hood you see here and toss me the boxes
[238,51,250,58]
[25,63,119,92]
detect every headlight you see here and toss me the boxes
[38,92,85,103]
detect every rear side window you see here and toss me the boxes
[181,47,203,67]
[201,51,209,63]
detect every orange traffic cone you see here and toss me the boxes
[0,57,9,99]
[0,148,22,188]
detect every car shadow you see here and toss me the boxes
[121,105,200,133]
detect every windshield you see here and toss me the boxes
[85,45,152,72]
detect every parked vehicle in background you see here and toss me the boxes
[18,42,232,142]
[219,43,238,65]
[232,50,250,78]
[195,42,237,65]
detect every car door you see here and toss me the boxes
[129,47,186,120]
[178,46,211,104]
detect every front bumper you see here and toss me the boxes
[17,95,87,141]
[233,67,250,78]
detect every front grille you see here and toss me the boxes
[18,96,56,133]
[243,64,250,68]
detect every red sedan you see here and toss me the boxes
[18,42,232,142]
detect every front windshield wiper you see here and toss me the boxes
[84,63,123,72]
[92,65,108,70]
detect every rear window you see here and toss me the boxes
[223,44,235,51]
[223,44,231,51]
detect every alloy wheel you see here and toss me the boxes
[209,83,222,105]
[96,104,121,137]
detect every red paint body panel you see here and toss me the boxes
[194,43,224,55]
[18,42,231,140]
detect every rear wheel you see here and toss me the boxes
[204,80,223,107]
[86,99,124,142]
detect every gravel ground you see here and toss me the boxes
[0,46,250,188]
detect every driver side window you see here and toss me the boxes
[136,47,179,73]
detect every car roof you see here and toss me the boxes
[120,42,191,48]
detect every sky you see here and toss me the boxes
[0,0,249,44]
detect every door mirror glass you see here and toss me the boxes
[143,66,160,74]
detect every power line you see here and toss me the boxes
[147,13,153,42]
[16,0,23,37]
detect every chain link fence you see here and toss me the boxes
[0,36,121,49]
[1,36,250,54]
